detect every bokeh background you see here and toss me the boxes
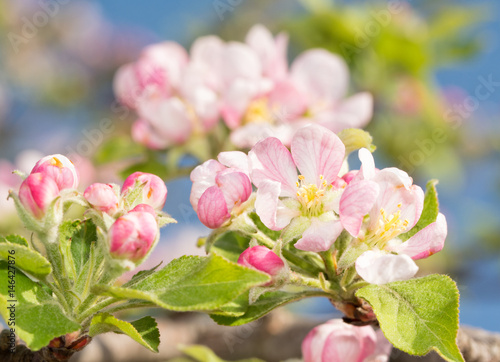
[0,0,499,347]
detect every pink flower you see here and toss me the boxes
[84,183,118,214]
[302,319,392,362]
[109,210,158,261]
[113,42,188,109]
[19,173,60,219]
[121,172,167,211]
[238,246,285,276]
[346,148,447,284]
[190,151,252,229]
[31,154,79,190]
[131,119,169,150]
[249,124,377,252]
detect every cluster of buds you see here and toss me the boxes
[190,124,447,289]
[114,25,373,152]
[10,156,173,269]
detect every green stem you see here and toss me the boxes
[43,240,75,311]
[289,272,341,297]
[40,279,72,316]
[77,297,117,325]
[320,249,338,281]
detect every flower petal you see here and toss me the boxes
[217,151,250,176]
[295,217,344,252]
[358,148,376,180]
[291,49,349,103]
[390,213,447,260]
[255,180,299,231]
[355,250,419,285]
[197,186,230,229]
[249,137,297,197]
[189,160,226,211]
[340,180,380,237]
[215,170,252,212]
[291,124,345,185]
[318,92,373,132]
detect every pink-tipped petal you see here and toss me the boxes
[249,137,297,197]
[197,186,230,229]
[356,250,419,285]
[189,160,226,211]
[255,180,298,231]
[19,173,60,219]
[340,180,380,237]
[391,213,447,260]
[217,151,250,176]
[295,217,344,252]
[215,170,252,211]
[32,154,79,190]
[238,245,285,276]
[84,183,118,214]
[291,49,349,104]
[122,172,168,211]
[291,124,345,185]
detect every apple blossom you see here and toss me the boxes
[109,209,158,261]
[190,152,252,229]
[122,172,167,211]
[302,319,392,362]
[238,246,285,277]
[84,183,118,214]
[249,124,378,252]
[31,154,79,190]
[342,148,447,283]
[19,172,60,219]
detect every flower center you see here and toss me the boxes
[295,175,329,217]
[365,203,409,249]
[243,98,273,125]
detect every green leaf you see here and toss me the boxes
[248,212,281,240]
[0,240,51,280]
[0,261,80,351]
[89,313,160,352]
[211,291,249,317]
[2,235,29,247]
[356,274,464,362]
[92,254,270,311]
[58,220,97,281]
[122,262,163,288]
[94,135,143,165]
[120,159,169,181]
[211,290,321,326]
[337,128,376,155]
[400,179,439,241]
[181,344,265,362]
[209,231,250,263]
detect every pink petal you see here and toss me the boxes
[295,218,344,252]
[391,213,447,260]
[137,96,193,144]
[131,119,169,150]
[255,180,298,231]
[340,180,380,237]
[222,42,262,83]
[323,331,362,362]
[113,63,140,108]
[291,124,345,185]
[355,250,419,285]
[215,170,252,211]
[220,78,263,129]
[197,186,230,229]
[189,160,226,211]
[238,245,285,276]
[318,92,373,132]
[290,49,349,104]
[245,24,288,80]
[366,329,393,362]
[217,151,250,176]
[268,80,307,121]
[249,137,298,197]
[230,123,293,149]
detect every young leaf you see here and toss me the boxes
[89,313,160,352]
[2,235,29,247]
[181,344,265,362]
[0,261,80,351]
[92,254,270,311]
[211,290,324,326]
[356,274,464,362]
[400,179,439,241]
[208,231,250,263]
[0,241,51,279]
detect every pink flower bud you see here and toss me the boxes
[19,173,60,219]
[31,154,79,190]
[109,210,158,261]
[122,172,167,211]
[238,246,285,276]
[84,183,118,214]
[130,203,156,217]
[302,319,392,362]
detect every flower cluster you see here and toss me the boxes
[114,25,373,151]
[190,124,447,285]
[11,156,172,268]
